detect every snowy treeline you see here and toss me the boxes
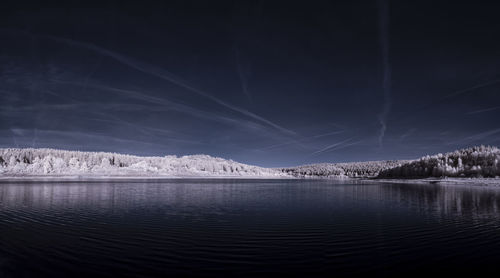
[280,160,408,178]
[2,146,499,179]
[335,160,410,177]
[283,146,500,179]
[280,163,346,178]
[0,148,287,177]
[378,146,500,178]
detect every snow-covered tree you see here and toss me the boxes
[378,146,500,178]
[0,148,288,178]
[280,160,408,178]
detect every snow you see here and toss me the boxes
[1,146,500,181]
[373,177,500,186]
[280,160,408,178]
[282,146,500,180]
[378,146,500,179]
[0,148,289,178]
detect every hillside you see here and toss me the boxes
[378,146,500,178]
[0,148,287,178]
[280,160,408,178]
[1,146,499,180]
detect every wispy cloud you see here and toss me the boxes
[35,33,295,136]
[6,128,198,150]
[377,0,392,148]
[466,106,500,115]
[446,128,500,146]
[443,78,500,100]
[2,77,291,146]
[311,138,353,156]
[400,128,416,141]
[234,46,252,102]
[258,130,346,151]
[66,77,301,145]
[49,79,276,134]
[408,77,500,116]
[0,28,296,137]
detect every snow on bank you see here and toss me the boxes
[1,146,499,180]
[373,177,500,186]
[378,146,500,179]
[0,148,288,178]
[281,146,500,180]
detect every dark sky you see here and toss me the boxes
[1,0,500,167]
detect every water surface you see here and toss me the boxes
[1,179,500,277]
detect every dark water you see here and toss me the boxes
[1,179,500,277]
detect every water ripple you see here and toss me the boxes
[1,180,500,277]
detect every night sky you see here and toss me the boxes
[1,1,500,167]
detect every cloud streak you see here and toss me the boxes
[234,46,252,102]
[311,138,353,156]
[6,128,184,151]
[259,130,346,151]
[443,78,500,100]
[46,79,293,143]
[467,106,500,115]
[38,33,295,136]
[446,128,500,146]
[377,0,392,148]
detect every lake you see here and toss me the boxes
[1,179,500,277]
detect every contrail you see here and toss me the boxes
[446,128,500,146]
[466,105,500,115]
[47,80,293,143]
[443,78,500,100]
[417,77,500,112]
[380,77,500,126]
[50,79,279,135]
[16,128,189,149]
[83,117,202,145]
[234,47,252,102]
[311,138,353,156]
[377,0,391,148]
[399,128,416,141]
[39,34,295,136]
[321,140,364,155]
[259,130,346,151]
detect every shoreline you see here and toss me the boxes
[372,177,500,186]
[1,175,500,186]
[0,175,295,182]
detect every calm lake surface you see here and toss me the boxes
[1,179,500,277]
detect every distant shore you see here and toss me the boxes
[1,146,500,180]
[1,175,500,187]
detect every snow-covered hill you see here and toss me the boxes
[0,148,288,178]
[378,146,500,178]
[281,146,500,179]
[1,146,499,180]
[280,160,408,178]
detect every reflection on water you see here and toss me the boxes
[1,180,500,277]
[379,182,500,217]
[2,180,500,217]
